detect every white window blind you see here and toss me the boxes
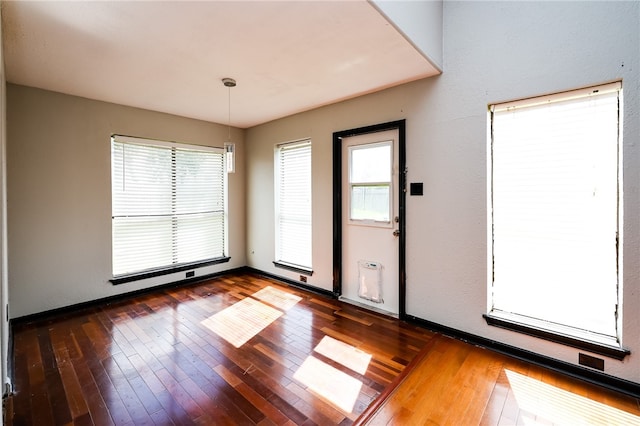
[275,140,312,269]
[490,82,622,342]
[111,136,225,277]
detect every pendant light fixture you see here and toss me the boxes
[222,77,236,173]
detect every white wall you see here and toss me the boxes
[371,0,443,71]
[246,1,640,383]
[7,85,246,318]
[246,108,341,290]
[0,4,9,399]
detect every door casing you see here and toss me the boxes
[332,120,406,318]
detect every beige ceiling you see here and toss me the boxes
[1,1,439,128]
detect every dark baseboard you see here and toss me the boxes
[243,267,337,299]
[405,314,640,399]
[11,266,334,327]
[11,267,247,326]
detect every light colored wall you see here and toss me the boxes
[371,0,443,71]
[0,6,9,395]
[7,84,246,318]
[246,1,640,383]
[246,108,341,290]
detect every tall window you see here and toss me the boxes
[488,82,622,348]
[111,135,226,278]
[275,140,312,271]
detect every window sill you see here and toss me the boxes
[484,311,630,360]
[273,261,313,276]
[110,257,231,285]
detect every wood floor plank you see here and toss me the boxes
[155,367,205,421]
[479,376,509,426]
[102,355,154,425]
[235,381,290,426]
[441,348,504,425]
[153,388,195,426]
[52,345,89,421]
[286,380,347,425]
[10,350,32,425]
[333,310,374,327]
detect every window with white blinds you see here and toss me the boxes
[488,82,622,347]
[275,140,312,270]
[111,135,226,278]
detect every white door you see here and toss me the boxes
[341,129,399,315]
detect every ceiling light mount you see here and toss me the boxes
[222,78,236,88]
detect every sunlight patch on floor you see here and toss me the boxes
[253,286,302,311]
[314,335,372,375]
[294,355,363,413]
[506,369,640,425]
[201,297,283,348]
[293,335,373,413]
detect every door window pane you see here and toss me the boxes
[351,185,390,222]
[350,143,391,182]
[349,142,392,223]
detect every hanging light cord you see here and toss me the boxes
[222,77,236,141]
[227,84,231,141]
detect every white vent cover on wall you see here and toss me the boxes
[358,260,383,303]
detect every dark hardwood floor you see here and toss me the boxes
[5,272,640,425]
[5,273,434,425]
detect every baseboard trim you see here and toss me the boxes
[405,314,640,399]
[243,267,337,299]
[12,266,336,326]
[11,267,247,326]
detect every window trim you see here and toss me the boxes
[486,82,626,356]
[110,257,231,285]
[274,138,313,270]
[273,261,313,276]
[484,312,629,360]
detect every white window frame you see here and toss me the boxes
[274,139,313,274]
[111,135,228,282]
[486,82,627,358]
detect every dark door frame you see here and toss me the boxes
[332,120,407,319]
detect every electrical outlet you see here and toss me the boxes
[579,353,604,371]
[186,271,195,278]
[300,275,307,283]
